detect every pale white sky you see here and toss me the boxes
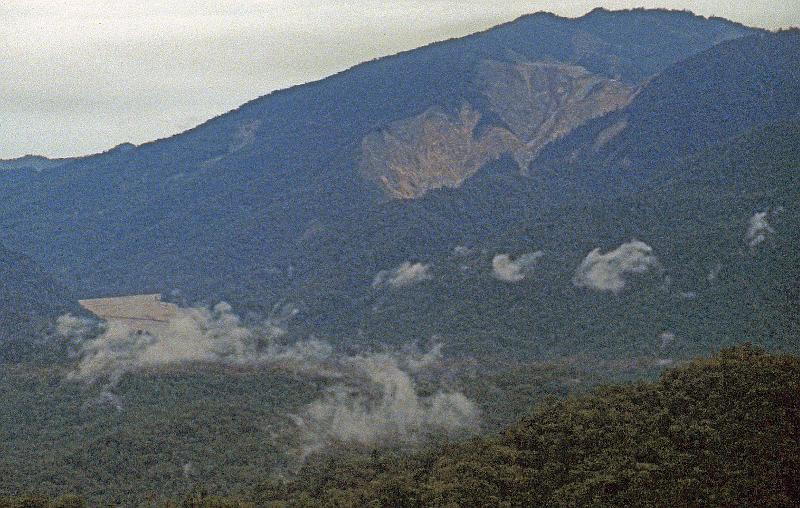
[2,1,798,158]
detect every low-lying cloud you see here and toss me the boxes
[492,251,544,282]
[746,210,775,250]
[58,302,324,386]
[372,261,432,288]
[56,313,94,339]
[291,352,478,456]
[707,262,723,282]
[572,240,659,293]
[57,302,478,456]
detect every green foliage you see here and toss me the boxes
[0,11,798,508]
[2,347,798,506]
[178,488,254,508]
[0,494,85,508]
[0,11,758,346]
[0,243,79,363]
[0,364,320,505]
[254,345,800,506]
[0,353,632,505]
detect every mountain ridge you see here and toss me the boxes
[0,9,757,305]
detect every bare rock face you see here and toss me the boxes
[360,61,634,199]
[360,105,523,199]
[476,60,634,164]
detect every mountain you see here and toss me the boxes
[0,12,795,366]
[0,243,78,362]
[0,9,755,304]
[286,117,800,360]
[1,9,799,505]
[256,31,800,361]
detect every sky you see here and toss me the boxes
[2,1,798,159]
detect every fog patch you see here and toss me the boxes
[746,210,775,251]
[56,314,95,338]
[372,262,432,288]
[291,352,478,457]
[492,251,544,282]
[659,331,676,349]
[63,303,253,385]
[405,342,443,372]
[57,301,329,388]
[572,240,659,293]
[707,262,723,282]
[83,390,124,412]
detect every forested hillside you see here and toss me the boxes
[3,346,797,506]
[533,29,800,183]
[0,244,78,363]
[253,345,800,507]
[2,26,796,369]
[283,116,800,362]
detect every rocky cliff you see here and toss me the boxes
[360,61,634,199]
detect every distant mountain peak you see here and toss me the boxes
[0,153,77,172]
[112,142,136,152]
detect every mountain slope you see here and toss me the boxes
[0,12,795,365]
[281,118,800,360]
[0,9,755,302]
[533,30,800,186]
[0,12,798,505]
[263,31,800,360]
[0,244,78,362]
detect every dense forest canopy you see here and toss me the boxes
[2,345,798,506]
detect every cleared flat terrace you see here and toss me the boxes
[79,293,178,333]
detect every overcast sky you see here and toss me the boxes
[2,1,798,159]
